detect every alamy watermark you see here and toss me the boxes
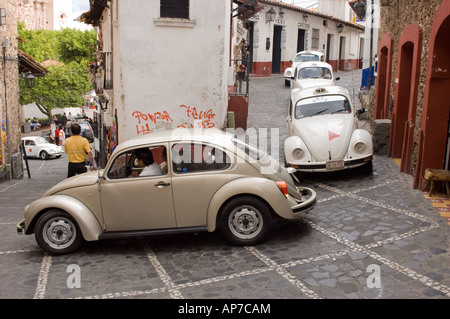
[66,264,81,289]
[366,264,381,289]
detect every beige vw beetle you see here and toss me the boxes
[17,128,316,255]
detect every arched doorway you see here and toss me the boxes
[389,24,422,174]
[374,33,393,119]
[415,0,450,189]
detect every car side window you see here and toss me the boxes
[107,151,133,179]
[107,145,168,179]
[172,143,230,174]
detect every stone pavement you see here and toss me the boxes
[0,71,449,301]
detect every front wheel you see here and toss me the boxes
[34,210,83,255]
[219,197,272,246]
[40,151,49,160]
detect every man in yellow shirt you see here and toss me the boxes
[65,123,96,178]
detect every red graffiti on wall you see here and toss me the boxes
[132,111,173,135]
[178,105,216,128]
[131,105,217,135]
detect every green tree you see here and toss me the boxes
[57,28,97,65]
[18,22,97,122]
[19,62,92,119]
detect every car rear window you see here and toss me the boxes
[232,137,264,160]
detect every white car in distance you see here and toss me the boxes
[284,50,324,87]
[290,61,340,90]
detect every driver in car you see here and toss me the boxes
[130,148,162,177]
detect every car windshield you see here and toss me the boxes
[35,137,49,145]
[80,123,91,130]
[232,137,264,160]
[298,67,332,80]
[294,54,320,62]
[295,95,351,119]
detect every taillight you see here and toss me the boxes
[276,181,289,198]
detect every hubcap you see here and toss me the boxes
[228,206,263,239]
[43,217,76,250]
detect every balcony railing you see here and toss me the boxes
[230,56,250,96]
[103,52,113,90]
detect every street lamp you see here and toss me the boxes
[22,72,36,88]
[353,0,366,20]
[337,23,344,33]
[265,7,276,23]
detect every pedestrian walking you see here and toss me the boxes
[59,125,65,146]
[54,126,60,146]
[61,112,68,132]
[64,123,96,178]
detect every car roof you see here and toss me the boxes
[298,61,333,69]
[295,50,323,57]
[114,128,234,154]
[291,85,351,102]
[21,136,40,140]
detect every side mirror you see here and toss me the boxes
[335,77,340,81]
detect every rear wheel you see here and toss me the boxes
[219,197,272,246]
[35,210,83,255]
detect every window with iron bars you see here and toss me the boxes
[160,0,189,19]
[0,8,6,26]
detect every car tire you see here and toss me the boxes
[35,210,83,255]
[285,79,290,87]
[39,151,49,160]
[219,196,272,246]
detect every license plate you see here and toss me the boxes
[326,160,344,170]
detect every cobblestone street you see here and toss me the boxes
[0,71,449,303]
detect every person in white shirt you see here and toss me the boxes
[132,148,162,177]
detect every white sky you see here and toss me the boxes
[278,0,318,9]
[68,0,92,30]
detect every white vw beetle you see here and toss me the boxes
[22,136,63,160]
[290,61,339,90]
[285,86,373,172]
[284,50,324,87]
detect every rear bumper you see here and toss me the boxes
[288,186,317,217]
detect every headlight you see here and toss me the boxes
[292,148,305,160]
[354,142,366,154]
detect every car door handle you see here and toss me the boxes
[154,181,170,187]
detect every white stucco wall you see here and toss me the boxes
[249,5,363,67]
[108,0,230,143]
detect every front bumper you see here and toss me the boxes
[289,156,372,172]
[16,219,25,235]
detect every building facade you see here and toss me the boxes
[1,0,21,177]
[82,0,257,165]
[246,0,365,77]
[375,0,450,189]
[17,0,72,30]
